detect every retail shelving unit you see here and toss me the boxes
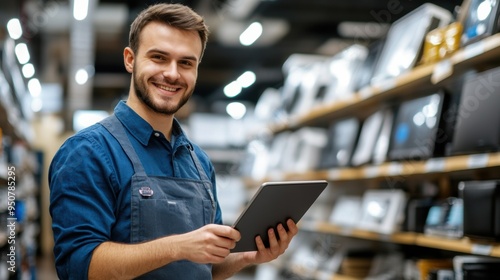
[246,33,500,278]
[268,33,500,134]
[0,48,39,280]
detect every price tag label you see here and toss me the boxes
[288,115,301,128]
[359,86,374,99]
[463,41,485,60]
[471,244,493,255]
[374,78,396,92]
[425,158,446,172]
[379,233,391,242]
[340,227,353,236]
[364,166,380,178]
[468,154,489,169]
[388,162,403,176]
[327,169,341,181]
[431,59,453,84]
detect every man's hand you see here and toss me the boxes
[174,224,241,264]
[241,219,298,264]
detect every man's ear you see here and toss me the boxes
[123,47,134,73]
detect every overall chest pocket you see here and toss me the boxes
[133,197,213,243]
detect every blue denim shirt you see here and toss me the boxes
[49,101,222,279]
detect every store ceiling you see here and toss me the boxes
[0,0,463,124]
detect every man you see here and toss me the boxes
[49,3,298,279]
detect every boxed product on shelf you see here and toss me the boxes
[286,60,330,117]
[351,109,386,166]
[459,180,500,242]
[453,255,500,280]
[279,54,328,118]
[316,118,360,169]
[448,66,500,156]
[353,38,386,92]
[319,44,368,104]
[405,198,434,233]
[329,195,362,228]
[253,87,282,124]
[388,90,455,161]
[281,127,328,173]
[357,189,407,235]
[371,3,453,86]
[421,22,463,64]
[424,197,464,239]
[461,0,500,47]
[239,138,271,180]
[372,108,395,165]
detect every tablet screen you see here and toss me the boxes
[231,180,328,252]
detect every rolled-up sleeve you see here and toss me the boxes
[49,134,118,280]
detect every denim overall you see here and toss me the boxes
[100,115,216,279]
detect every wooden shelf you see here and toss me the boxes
[416,235,500,257]
[268,33,500,134]
[308,222,500,258]
[314,222,417,245]
[332,274,363,280]
[255,152,500,183]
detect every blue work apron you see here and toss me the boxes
[100,115,216,279]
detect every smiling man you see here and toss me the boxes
[48,3,298,280]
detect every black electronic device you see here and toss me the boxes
[405,198,434,233]
[459,180,500,242]
[461,0,500,47]
[354,39,385,92]
[317,118,360,169]
[424,197,463,239]
[232,180,328,252]
[462,262,500,279]
[388,91,450,161]
[449,66,500,155]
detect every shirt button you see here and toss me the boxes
[154,132,160,137]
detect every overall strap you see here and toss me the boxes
[99,115,147,175]
[187,145,210,182]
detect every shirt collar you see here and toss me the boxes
[113,100,188,147]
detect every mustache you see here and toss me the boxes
[151,77,185,88]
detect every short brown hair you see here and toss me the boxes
[129,3,209,60]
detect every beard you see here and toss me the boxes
[132,65,193,115]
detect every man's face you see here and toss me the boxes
[131,21,202,115]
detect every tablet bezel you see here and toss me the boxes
[231,180,328,252]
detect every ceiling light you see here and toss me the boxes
[74,0,89,20]
[239,22,263,46]
[224,81,242,98]
[22,63,35,78]
[7,18,22,40]
[226,102,247,120]
[75,68,89,85]
[28,78,42,97]
[14,43,30,64]
[237,71,256,88]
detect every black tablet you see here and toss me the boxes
[231,180,328,252]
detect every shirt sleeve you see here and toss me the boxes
[49,133,118,280]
